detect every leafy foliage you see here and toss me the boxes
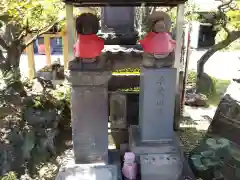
[167,1,200,26]
[1,172,17,180]
[197,0,240,85]
[135,2,200,37]
[226,1,240,29]
[0,0,64,36]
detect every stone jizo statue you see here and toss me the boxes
[139,11,176,68]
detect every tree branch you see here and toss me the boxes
[24,19,63,48]
[216,0,233,35]
[197,30,240,77]
[197,0,239,78]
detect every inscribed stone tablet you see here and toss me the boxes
[139,68,177,141]
[71,86,108,163]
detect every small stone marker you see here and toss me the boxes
[109,93,127,129]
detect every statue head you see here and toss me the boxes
[148,11,172,32]
[76,13,99,35]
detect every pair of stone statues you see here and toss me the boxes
[73,11,175,68]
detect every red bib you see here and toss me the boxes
[139,32,176,54]
[74,34,104,58]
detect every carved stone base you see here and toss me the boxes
[56,163,118,180]
[129,126,183,180]
[56,150,122,180]
[129,126,180,160]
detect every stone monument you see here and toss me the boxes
[129,11,183,180]
[56,12,120,180]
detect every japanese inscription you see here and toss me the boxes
[77,133,96,149]
[156,76,165,113]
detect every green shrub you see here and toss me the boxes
[1,172,17,180]
[114,68,140,74]
[187,70,197,84]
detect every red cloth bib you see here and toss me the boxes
[139,32,176,54]
[74,34,104,58]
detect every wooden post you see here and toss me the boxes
[65,4,75,70]
[26,35,35,79]
[174,4,185,130]
[44,34,51,65]
[63,31,68,70]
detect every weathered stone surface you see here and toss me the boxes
[24,108,59,127]
[68,71,111,164]
[189,81,240,180]
[208,81,240,145]
[56,149,122,180]
[66,71,111,86]
[71,87,109,163]
[109,93,127,129]
[185,93,208,107]
[129,126,178,158]
[139,68,177,141]
[108,74,140,91]
[56,163,118,180]
[142,52,175,68]
[140,153,182,180]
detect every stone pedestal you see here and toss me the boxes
[140,153,182,180]
[128,66,182,180]
[129,126,183,180]
[56,163,118,180]
[139,67,177,141]
[129,125,180,158]
[67,71,111,164]
[56,149,122,180]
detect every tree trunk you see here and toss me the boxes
[0,40,26,96]
[196,30,240,93]
[197,30,240,78]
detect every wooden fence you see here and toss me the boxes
[25,31,69,79]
